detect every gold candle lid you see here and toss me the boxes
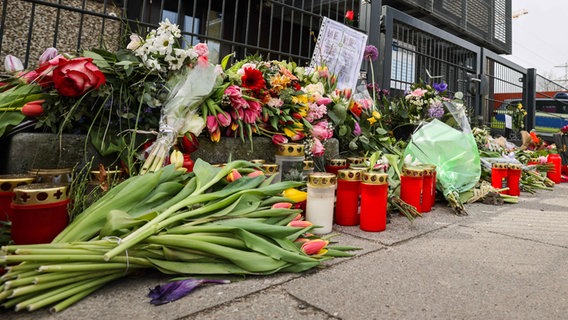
[419,164,436,176]
[275,143,304,156]
[303,160,314,170]
[261,164,279,175]
[12,183,70,205]
[492,163,508,169]
[28,168,73,184]
[337,169,363,181]
[508,163,522,170]
[0,174,36,193]
[250,159,266,165]
[327,158,347,166]
[347,157,364,165]
[361,171,389,185]
[402,166,425,177]
[307,172,337,187]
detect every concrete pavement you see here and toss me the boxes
[3,183,568,319]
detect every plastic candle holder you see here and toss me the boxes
[335,169,363,226]
[306,173,337,234]
[359,171,389,232]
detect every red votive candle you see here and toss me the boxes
[0,175,36,222]
[547,154,562,184]
[10,183,70,244]
[400,166,425,213]
[491,163,509,193]
[420,165,436,212]
[507,163,522,196]
[359,171,389,232]
[335,169,363,226]
[325,159,348,176]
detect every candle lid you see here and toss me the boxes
[402,166,425,177]
[419,164,436,176]
[261,164,279,174]
[276,143,304,156]
[347,157,364,165]
[492,163,508,169]
[0,174,36,193]
[361,171,388,185]
[508,163,522,170]
[327,158,347,166]
[303,160,314,170]
[307,172,337,187]
[12,183,70,205]
[250,159,266,165]
[337,169,363,181]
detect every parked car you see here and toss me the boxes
[491,97,568,142]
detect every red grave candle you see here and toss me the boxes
[420,165,436,212]
[10,183,70,245]
[507,163,522,196]
[0,175,36,222]
[491,163,509,194]
[359,171,389,232]
[335,169,363,226]
[547,153,562,184]
[325,159,348,176]
[400,166,425,213]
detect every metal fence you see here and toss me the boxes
[376,6,480,116]
[0,0,361,69]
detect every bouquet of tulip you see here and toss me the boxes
[0,159,356,312]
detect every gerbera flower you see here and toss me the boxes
[241,67,266,91]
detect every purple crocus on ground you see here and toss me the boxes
[148,278,230,305]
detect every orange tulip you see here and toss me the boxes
[226,169,242,182]
[288,220,313,228]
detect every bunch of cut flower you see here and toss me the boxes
[198,56,344,158]
[0,159,356,312]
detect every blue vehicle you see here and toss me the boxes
[492,97,568,142]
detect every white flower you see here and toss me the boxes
[4,54,23,72]
[181,112,206,137]
[154,34,174,56]
[237,63,257,76]
[145,58,161,71]
[126,34,144,50]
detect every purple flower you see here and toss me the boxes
[432,82,448,93]
[363,45,379,62]
[353,122,362,136]
[428,102,445,119]
[148,278,230,305]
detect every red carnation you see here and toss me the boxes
[241,67,266,92]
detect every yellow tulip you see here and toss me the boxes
[282,188,307,202]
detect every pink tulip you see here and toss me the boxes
[272,202,293,209]
[316,97,332,106]
[247,170,264,178]
[290,131,305,141]
[272,134,288,145]
[288,220,313,228]
[38,47,58,65]
[4,55,23,72]
[206,115,218,133]
[301,239,329,255]
[217,112,231,127]
[224,85,242,99]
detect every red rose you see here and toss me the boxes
[345,10,354,21]
[52,57,105,97]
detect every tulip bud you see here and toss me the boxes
[301,239,329,255]
[226,169,242,182]
[180,132,199,154]
[271,202,293,209]
[4,54,23,72]
[169,150,185,170]
[217,112,231,127]
[21,100,45,117]
[287,220,313,228]
[39,47,58,65]
[247,170,264,178]
[271,134,288,145]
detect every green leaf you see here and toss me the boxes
[149,258,252,275]
[338,125,348,136]
[82,50,111,69]
[99,210,152,237]
[221,53,235,70]
[0,111,25,137]
[375,127,388,135]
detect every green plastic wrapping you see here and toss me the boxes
[403,105,481,196]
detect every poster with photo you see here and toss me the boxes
[310,17,368,91]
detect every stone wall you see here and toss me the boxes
[1,0,123,68]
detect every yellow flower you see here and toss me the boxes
[298,106,309,117]
[372,110,381,120]
[517,103,523,110]
[367,117,377,125]
[292,94,308,106]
